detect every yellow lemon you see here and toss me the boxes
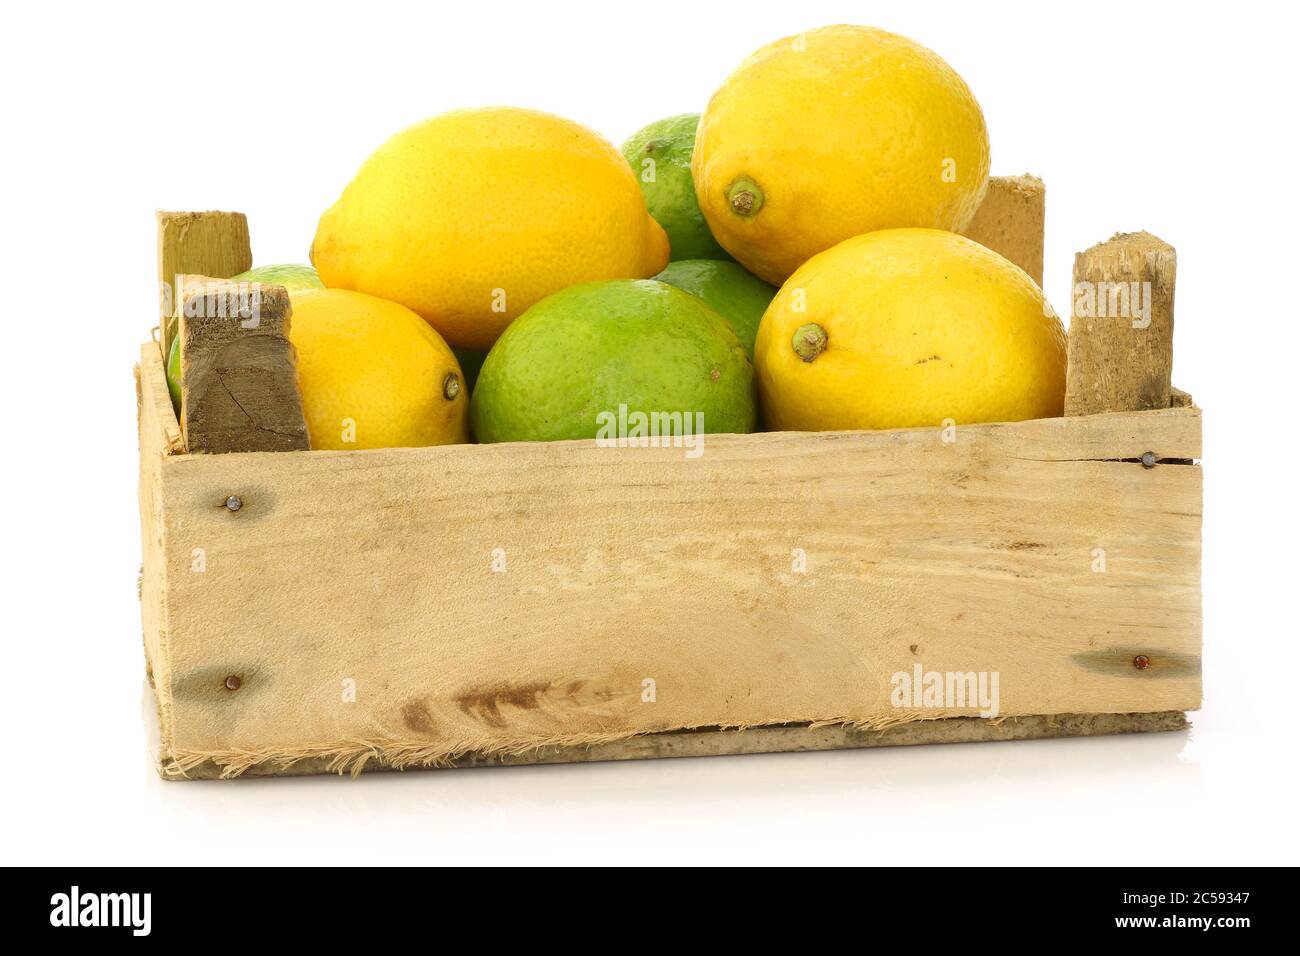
[288,289,469,450]
[694,24,991,285]
[755,229,1066,431]
[312,107,670,351]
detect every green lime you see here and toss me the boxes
[622,114,732,262]
[231,263,325,292]
[453,348,487,394]
[653,259,776,358]
[165,334,182,416]
[471,280,755,442]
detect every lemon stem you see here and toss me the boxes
[727,177,765,217]
[792,324,827,362]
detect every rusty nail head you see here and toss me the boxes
[224,674,242,691]
[1134,655,1150,670]
[1141,451,1157,468]
[225,495,242,512]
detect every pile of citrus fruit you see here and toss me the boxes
[169,24,1067,450]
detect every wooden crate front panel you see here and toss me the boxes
[138,347,1201,770]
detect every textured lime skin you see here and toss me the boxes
[231,263,325,292]
[622,114,732,262]
[654,259,775,358]
[471,280,756,442]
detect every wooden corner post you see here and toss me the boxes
[177,281,309,454]
[157,211,309,454]
[157,211,253,359]
[1065,232,1176,415]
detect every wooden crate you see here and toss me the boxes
[138,178,1201,779]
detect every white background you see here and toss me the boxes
[3,0,1298,865]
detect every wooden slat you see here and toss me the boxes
[138,341,184,455]
[137,343,183,758]
[139,332,1201,776]
[962,174,1045,285]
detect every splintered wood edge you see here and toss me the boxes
[164,711,1190,779]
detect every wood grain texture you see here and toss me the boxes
[962,174,1045,285]
[157,211,252,361]
[178,282,309,454]
[137,345,1201,777]
[1066,232,1176,416]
